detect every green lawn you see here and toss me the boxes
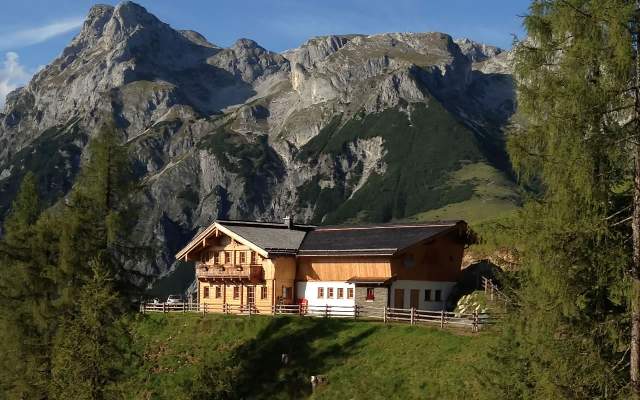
[118,313,496,399]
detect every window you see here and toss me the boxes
[347,288,354,299]
[215,286,221,298]
[251,251,257,264]
[203,286,210,298]
[283,287,292,299]
[366,288,375,301]
[337,288,344,299]
[225,251,231,264]
[328,287,334,299]
[425,289,432,302]
[435,290,442,302]
[213,251,220,265]
[261,286,268,299]
[233,286,240,299]
[317,287,324,299]
[240,251,246,264]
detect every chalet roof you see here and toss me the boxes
[346,276,395,286]
[218,220,311,255]
[175,219,315,260]
[297,221,464,257]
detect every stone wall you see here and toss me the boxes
[354,286,388,308]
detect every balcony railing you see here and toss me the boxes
[196,263,263,282]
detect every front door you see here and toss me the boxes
[410,289,419,309]
[394,289,404,309]
[247,286,255,307]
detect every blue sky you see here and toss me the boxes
[0,0,530,107]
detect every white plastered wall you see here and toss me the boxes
[296,281,356,307]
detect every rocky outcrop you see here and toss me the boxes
[0,1,516,288]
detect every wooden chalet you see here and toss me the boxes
[176,218,468,313]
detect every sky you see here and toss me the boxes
[0,0,531,108]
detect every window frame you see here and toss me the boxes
[225,251,231,264]
[203,286,210,298]
[317,287,324,299]
[251,251,257,264]
[215,285,221,298]
[260,286,268,300]
[435,289,442,302]
[366,287,375,301]
[233,286,240,299]
[239,251,246,264]
[337,288,344,299]
[347,288,354,299]
[327,287,334,299]
[425,289,432,302]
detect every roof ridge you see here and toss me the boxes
[315,222,458,231]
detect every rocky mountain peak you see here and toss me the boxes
[179,30,218,48]
[454,38,503,62]
[232,38,261,50]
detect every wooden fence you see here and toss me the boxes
[482,277,511,303]
[140,302,499,332]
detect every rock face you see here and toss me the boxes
[0,1,516,287]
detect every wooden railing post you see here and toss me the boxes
[163,303,166,314]
[354,305,358,320]
[383,306,387,324]
[440,309,444,328]
[410,307,415,325]
[325,304,329,318]
[202,303,207,316]
[473,310,479,333]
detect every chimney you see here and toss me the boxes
[283,215,293,229]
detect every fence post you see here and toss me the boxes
[202,303,206,316]
[473,310,479,333]
[410,307,415,325]
[354,305,358,320]
[162,303,166,314]
[325,304,329,318]
[383,306,387,324]
[440,309,444,328]
[182,303,185,313]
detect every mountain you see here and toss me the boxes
[0,1,518,287]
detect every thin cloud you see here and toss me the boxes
[0,17,84,51]
[0,52,32,110]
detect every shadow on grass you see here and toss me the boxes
[194,316,376,399]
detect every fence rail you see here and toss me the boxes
[140,302,498,332]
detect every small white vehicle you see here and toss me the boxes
[166,294,183,304]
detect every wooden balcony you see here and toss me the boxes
[196,263,263,282]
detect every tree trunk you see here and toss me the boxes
[632,3,640,395]
[631,144,640,395]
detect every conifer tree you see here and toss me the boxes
[50,258,128,400]
[480,0,639,397]
[56,125,136,307]
[0,173,59,397]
